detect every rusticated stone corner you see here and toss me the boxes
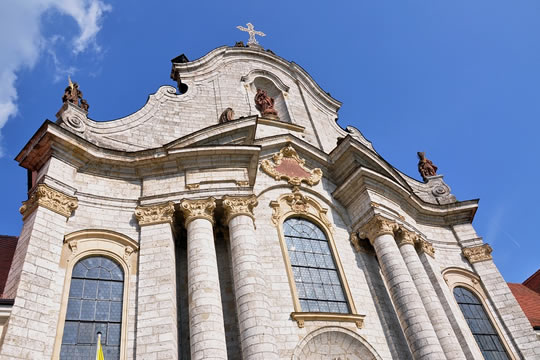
[463,244,493,264]
[180,197,216,226]
[222,195,258,223]
[20,184,78,220]
[135,202,175,226]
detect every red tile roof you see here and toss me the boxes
[508,282,540,329]
[0,235,18,298]
[523,269,540,294]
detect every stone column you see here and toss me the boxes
[0,184,77,359]
[222,196,279,360]
[395,227,465,360]
[135,202,178,360]
[180,197,228,360]
[360,216,445,360]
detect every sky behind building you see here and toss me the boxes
[0,0,539,283]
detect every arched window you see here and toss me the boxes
[60,256,124,359]
[284,217,349,313]
[453,287,510,360]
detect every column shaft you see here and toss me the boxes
[399,240,465,360]
[187,217,228,360]
[228,214,278,360]
[362,216,446,360]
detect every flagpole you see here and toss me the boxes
[96,332,102,360]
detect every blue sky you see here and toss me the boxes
[0,1,538,283]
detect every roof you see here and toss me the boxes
[508,282,540,329]
[0,235,18,298]
[523,269,540,294]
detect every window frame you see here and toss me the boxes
[443,267,516,360]
[271,191,364,328]
[53,230,138,360]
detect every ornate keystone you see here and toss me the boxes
[261,145,323,186]
[416,238,435,258]
[180,197,216,226]
[270,189,332,230]
[394,226,417,247]
[135,202,175,226]
[222,195,258,223]
[463,244,493,264]
[20,184,78,220]
[358,216,397,243]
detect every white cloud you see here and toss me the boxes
[0,0,111,156]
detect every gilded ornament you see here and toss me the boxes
[462,244,493,264]
[261,145,323,186]
[19,184,78,219]
[394,226,417,247]
[135,202,175,226]
[223,195,258,223]
[180,197,216,225]
[270,190,332,231]
[415,238,435,258]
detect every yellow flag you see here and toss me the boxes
[96,333,105,360]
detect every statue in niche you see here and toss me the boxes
[62,77,90,112]
[219,107,234,123]
[417,151,438,181]
[255,88,278,118]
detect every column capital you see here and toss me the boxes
[416,238,435,258]
[358,215,397,243]
[463,244,492,263]
[394,226,417,247]
[222,195,258,224]
[180,197,216,226]
[20,184,78,220]
[135,201,175,226]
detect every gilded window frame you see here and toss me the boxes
[443,267,516,360]
[52,229,138,360]
[270,190,364,328]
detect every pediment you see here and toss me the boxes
[164,116,257,150]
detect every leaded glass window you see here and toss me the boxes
[60,256,124,360]
[284,217,349,313]
[453,287,510,360]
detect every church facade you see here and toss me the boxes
[0,38,539,360]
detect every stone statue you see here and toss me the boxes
[417,152,438,181]
[62,77,90,112]
[255,89,278,118]
[219,108,234,123]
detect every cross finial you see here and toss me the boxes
[236,22,266,46]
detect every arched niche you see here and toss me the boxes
[292,327,382,360]
[242,70,293,123]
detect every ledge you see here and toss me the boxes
[290,312,365,329]
[258,118,305,132]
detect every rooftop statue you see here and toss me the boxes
[255,89,278,119]
[62,77,89,112]
[219,107,234,123]
[417,151,438,181]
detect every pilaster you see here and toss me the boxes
[0,185,77,359]
[135,201,179,360]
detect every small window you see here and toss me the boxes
[284,217,349,313]
[60,256,124,360]
[453,287,510,360]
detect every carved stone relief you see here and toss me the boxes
[20,184,78,220]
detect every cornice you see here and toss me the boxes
[180,197,216,226]
[463,244,493,264]
[135,202,175,227]
[20,183,78,220]
[222,195,258,224]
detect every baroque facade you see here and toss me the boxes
[0,40,539,360]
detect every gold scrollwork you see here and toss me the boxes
[135,202,175,227]
[180,197,216,226]
[270,189,331,231]
[261,145,323,186]
[19,184,78,220]
[222,195,258,223]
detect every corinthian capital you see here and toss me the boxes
[222,195,258,223]
[416,239,435,258]
[394,226,417,247]
[180,197,216,226]
[358,215,397,243]
[135,202,175,226]
[463,244,492,264]
[20,184,78,219]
